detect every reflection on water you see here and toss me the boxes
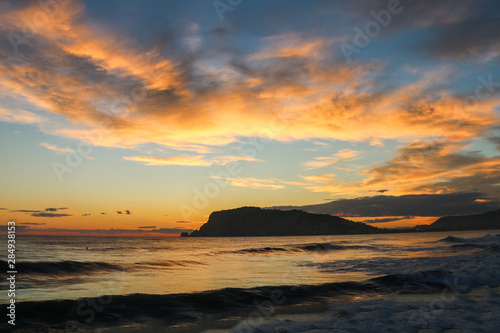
[1,230,498,301]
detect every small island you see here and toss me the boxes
[185,206,380,237]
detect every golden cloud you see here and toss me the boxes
[0,0,498,173]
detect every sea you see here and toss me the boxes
[1,230,500,332]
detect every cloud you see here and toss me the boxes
[9,227,194,235]
[39,142,74,154]
[362,140,500,196]
[0,0,499,206]
[362,216,413,224]
[337,0,499,60]
[154,228,194,234]
[420,5,500,60]
[0,0,496,158]
[247,33,327,61]
[304,149,359,169]
[138,226,156,229]
[124,155,212,167]
[10,209,41,213]
[31,212,72,218]
[125,210,131,215]
[302,174,337,183]
[117,211,122,214]
[123,154,260,167]
[0,107,43,124]
[18,222,47,225]
[0,225,31,232]
[210,176,286,190]
[487,136,500,150]
[270,192,499,217]
[176,221,190,223]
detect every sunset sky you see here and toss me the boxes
[1,0,500,235]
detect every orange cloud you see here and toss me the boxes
[124,154,260,167]
[304,149,359,169]
[124,155,212,167]
[0,106,43,124]
[210,176,285,190]
[39,142,73,154]
[0,1,498,172]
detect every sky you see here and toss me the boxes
[0,0,500,235]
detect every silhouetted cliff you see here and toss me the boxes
[187,207,380,237]
[417,209,500,231]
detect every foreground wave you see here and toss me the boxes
[218,242,376,255]
[2,262,499,332]
[0,259,204,276]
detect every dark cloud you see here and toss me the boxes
[31,212,72,218]
[117,211,122,214]
[422,8,500,60]
[363,216,413,224]
[487,136,500,150]
[0,225,30,232]
[176,221,190,223]
[9,227,194,235]
[18,222,47,225]
[44,207,69,211]
[138,226,156,229]
[270,192,499,217]
[154,228,194,234]
[412,172,500,199]
[9,207,69,213]
[125,210,132,215]
[101,212,106,215]
[330,0,498,61]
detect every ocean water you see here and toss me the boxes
[1,230,500,331]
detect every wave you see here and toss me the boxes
[230,247,290,254]
[296,242,367,252]
[220,242,372,255]
[5,262,500,331]
[449,243,487,250]
[439,234,500,244]
[481,245,500,253]
[0,259,205,275]
[0,260,124,275]
[136,260,205,267]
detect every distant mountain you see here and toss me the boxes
[416,209,500,232]
[186,207,380,237]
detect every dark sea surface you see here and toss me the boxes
[1,230,500,332]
